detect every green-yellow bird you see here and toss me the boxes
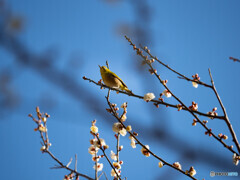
[99,65,132,94]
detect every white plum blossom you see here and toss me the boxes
[88,145,99,155]
[233,153,239,166]
[93,163,103,171]
[90,125,98,133]
[110,150,117,161]
[143,93,155,102]
[112,122,127,136]
[162,89,171,98]
[192,81,198,88]
[111,169,120,177]
[141,145,150,157]
[173,162,182,170]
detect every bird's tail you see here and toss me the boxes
[122,87,134,95]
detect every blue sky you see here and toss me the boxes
[1,0,240,180]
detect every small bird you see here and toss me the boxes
[99,65,132,94]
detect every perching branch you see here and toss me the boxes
[83,77,224,120]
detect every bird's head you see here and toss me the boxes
[99,65,108,73]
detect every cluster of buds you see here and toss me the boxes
[143,46,151,54]
[162,80,168,86]
[106,103,118,115]
[129,135,136,148]
[153,102,160,108]
[192,73,200,88]
[106,108,112,113]
[90,138,108,149]
[111,168,121,179]
[143,93,155,102]
[192,119,197,126]
[89,120,107,172]
[40,142,52,152]
[189,101,198,111]
[29,107,51,151]
[97,79,102,84]
[218,133,228,140]
[111,116,126,179]
[63,173,74,180]
[111,103,119,111]
[161,89,172,98]
[97,79,103,87]
[202,120,208,125]
[185,166,197,177]
[30,107,50,133]
[173,162,182,170]
[177,104,183,111]
[229,57,240,62]
[113,161,123,170]
[141,145,150,157]
[35,124,47,133]
[148,58,155,64]
[135,47,143,56]
[110,161,123,178]
[232,153,240,166]
[149,68,157,75]
[205,128,212,137]
[207,107,218,119]
[158,94,164,102]
[120,102,127,122]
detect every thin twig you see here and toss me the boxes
[98,171,108,180]
[208,69,240,154]
[139,44,212,88]
[117,133,120,163]
[95,150,98,180]
[75,154,77,172]
[229,57,240,63]
[46,150,94,180]
[106,60,110,69]
[66,158,73,167]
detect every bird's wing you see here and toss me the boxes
[109,72,128,88]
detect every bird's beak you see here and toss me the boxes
[98,65,101,69]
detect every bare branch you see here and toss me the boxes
[229,57,240,63]
[124,35,239,155]
[29,107,94,180]
[208,69,240,154]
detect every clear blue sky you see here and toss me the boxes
[1,0,240,179]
